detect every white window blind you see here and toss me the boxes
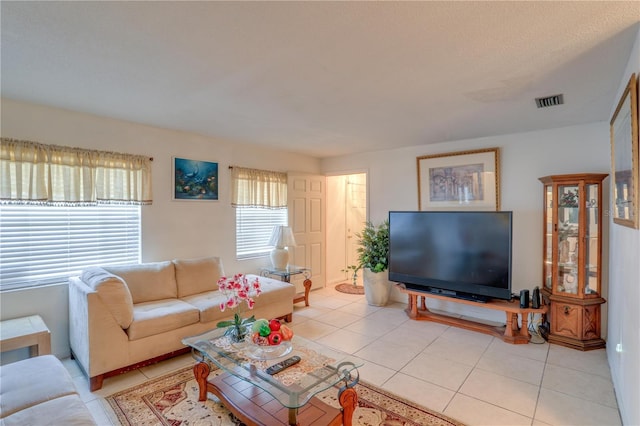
[0,205,141,291]
[236,207,287,259]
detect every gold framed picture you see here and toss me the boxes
[417,148,500,211]
[610,73,639,229]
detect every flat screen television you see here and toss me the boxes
[388,211,513,302]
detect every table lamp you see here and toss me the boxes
[268,226,296,270]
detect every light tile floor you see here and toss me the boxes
[66,286,622,426]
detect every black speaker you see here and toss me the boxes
[520,289,530,308]
[532,287,541,309]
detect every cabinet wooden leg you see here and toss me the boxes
[193,362,210,402]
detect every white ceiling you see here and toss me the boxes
[1,2,638,158]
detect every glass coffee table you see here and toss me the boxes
[182,328,362,426]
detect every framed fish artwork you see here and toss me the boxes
[173,157,219,201]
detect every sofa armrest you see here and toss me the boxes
[68,277,130,379]
[80,267,134,328]
[244,274,295,321]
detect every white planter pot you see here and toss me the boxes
[363,268,392,306]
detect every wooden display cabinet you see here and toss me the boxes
[539,173,608,350]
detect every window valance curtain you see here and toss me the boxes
[231,166,287,208]
[0,138,152,205]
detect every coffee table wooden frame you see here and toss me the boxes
[193,361,358,426]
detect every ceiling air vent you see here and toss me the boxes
[535,94,564,108]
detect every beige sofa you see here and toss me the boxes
[69,257,295,391]
[0,355,96,426]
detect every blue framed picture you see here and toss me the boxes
[173,157,219,201]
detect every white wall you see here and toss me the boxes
[606,28,640,426]
[322,123,612,322]
[0,98,320,361]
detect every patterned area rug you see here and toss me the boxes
[104,366,464,426]
[335,282,365,295]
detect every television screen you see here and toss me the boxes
[388,211,513,301]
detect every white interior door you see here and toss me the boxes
[346,174,367,272]
[325,173,367,286]
[288,173,325,291]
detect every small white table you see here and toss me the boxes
[0,315,51,357]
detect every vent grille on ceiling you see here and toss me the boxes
[535,94,564,108]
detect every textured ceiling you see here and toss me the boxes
[1,1,639,158]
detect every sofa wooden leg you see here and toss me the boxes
[284,313,293,323]
[90,375,104,391]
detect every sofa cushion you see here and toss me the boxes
[0,394,97,426]
[126,299,200,340]
[80,267,134,328]
[173,256,224,298]
[180,290,229,323]
[180,275,295,324]
[105,261,177,304]
[0,355,77,419]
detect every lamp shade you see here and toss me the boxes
[268,226,296,270]
[268,226,296,248]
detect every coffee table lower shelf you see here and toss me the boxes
[193,362,357,426]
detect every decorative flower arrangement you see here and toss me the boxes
[559,190,578,208]
[215,274,261,342]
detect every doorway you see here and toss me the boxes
[326,173,367,287]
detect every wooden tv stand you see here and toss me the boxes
[398,285,547,344]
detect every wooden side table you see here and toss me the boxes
[398,285,547,344]
[260,266,312,306]
[0,315,51,357]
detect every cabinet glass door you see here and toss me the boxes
[556,185,579,295]
[584,183,599,296]
[544,185,553,291]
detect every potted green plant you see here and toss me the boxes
[356,220,392,306]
